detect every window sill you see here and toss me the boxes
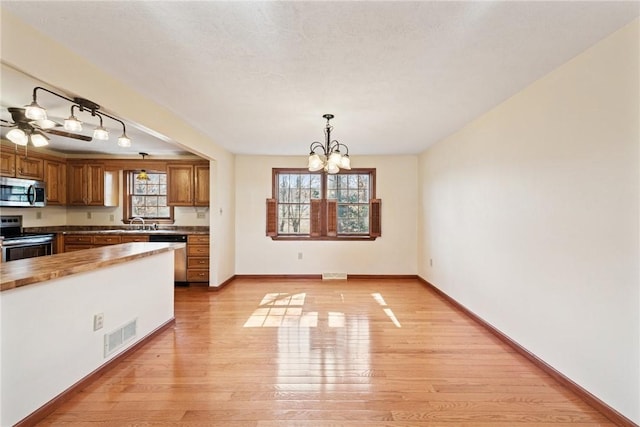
[270,235,378,241]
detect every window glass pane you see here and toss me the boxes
[276,171,320,235]
[327,175,336,190]
[274,169,372,236]
[359,174,369,189]
[134,184,145,195]
[129,172,171,220]
[298,219,310,233]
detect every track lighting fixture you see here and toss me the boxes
[21,86,132,147]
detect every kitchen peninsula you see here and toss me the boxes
[0,242,181,426]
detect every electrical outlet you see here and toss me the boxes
[93,313,104,331]
[196,212,205,219]
[298,252,303,260]
[86,212,92,219]
[109,214,115,222]
[36,211,42,219]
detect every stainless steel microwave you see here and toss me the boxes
[0,176,47,207]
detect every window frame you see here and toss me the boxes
[123,170,175,224]
[267,168,380,241]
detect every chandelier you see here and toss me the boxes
[17,86,131,147]
[307,114,351,174]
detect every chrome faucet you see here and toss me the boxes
[130,216,145,230]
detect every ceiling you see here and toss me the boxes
[1,1,638,157]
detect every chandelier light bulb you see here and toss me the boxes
[308,153,325,171]
[340,154,351,170]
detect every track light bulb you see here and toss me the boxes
[25,101,47,121]
[93,126,109,140]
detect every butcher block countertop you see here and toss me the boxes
[0,242,185,292]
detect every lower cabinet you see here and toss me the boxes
[63,234,149,252]
[187,234,209,283]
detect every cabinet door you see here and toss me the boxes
[44,160,67,205]
[167,164,194,206]
[16,156,44,180]
[0,152,16,177]
[67,163,87,205]
[86,164,105,206]
[194,165,210,206]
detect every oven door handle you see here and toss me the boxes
[26,185,36,205]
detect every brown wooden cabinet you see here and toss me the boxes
[194,164,210,206]
[187,234,209,283]
[167,163,209,206]
[67,162,118,206]
[44,159,66,205]
[63,233,149,252]
[16,156,45,180]
[0,151,44,180]
[0,151,15,176]
[63,235,95,252]
[167,164,194,206]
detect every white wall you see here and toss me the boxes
[1,11,235,285]
[235,155,418,275]
[1,251,175,426]
[418,19,639,423]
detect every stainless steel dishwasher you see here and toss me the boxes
[148,234,187,284]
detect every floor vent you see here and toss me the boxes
[322,272,348,280]
[104,319,137,358]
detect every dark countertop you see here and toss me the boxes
[0,242,185,291]
[24,226,209,235]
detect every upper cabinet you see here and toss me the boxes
[44,159,66,205]
[67,161,118,206]
[194,164,210,206]
[0,150,44,180]
[167,162,209,206]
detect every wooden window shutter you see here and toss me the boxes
[310,199,323,237]
[266,198,277,237]
[326,199,337,237]
[370,199,381,237]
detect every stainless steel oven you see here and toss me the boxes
[0,215,54,262]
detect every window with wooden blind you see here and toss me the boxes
[267,168,381,240]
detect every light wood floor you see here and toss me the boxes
[37,278,614,426]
